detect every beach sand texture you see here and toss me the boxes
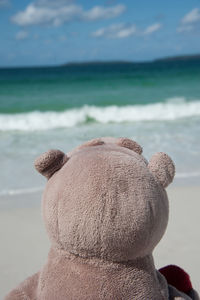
[0,186,199,299]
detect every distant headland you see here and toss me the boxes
[154,54,200,62]
[61,54,200,67]
[1,54,200,69]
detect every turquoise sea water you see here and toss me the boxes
[0,60,200,196]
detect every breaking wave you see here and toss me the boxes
[0,186,43,196]
[0,98,200,131]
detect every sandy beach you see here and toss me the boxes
[0,185,199,299]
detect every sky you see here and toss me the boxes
[0,0,200,67]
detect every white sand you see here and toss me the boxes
[154,186,200,294]
[0,186,199,299]
[0,193,50,300]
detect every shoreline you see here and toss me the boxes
[0,185,199,299]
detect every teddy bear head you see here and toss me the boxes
[35,137,175,262]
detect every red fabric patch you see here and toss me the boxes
[159,265,192,294]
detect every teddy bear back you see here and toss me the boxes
[35,137,175,262]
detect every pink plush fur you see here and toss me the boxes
[5,137,199,300]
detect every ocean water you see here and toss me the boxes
[0,60,200,197]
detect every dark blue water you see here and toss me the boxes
[0,60,200,113]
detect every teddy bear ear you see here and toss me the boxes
[148,152,175,188]
[117,138,143,154]
[34,149,69,179]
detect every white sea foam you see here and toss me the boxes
[0,186,43,196]
[0,98,200,131]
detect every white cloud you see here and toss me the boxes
[177,8,200,33]
[12,3,82,26]
[15,31,29,40]
[11,1,125,26]
[181,8,200,24]
[92,23,137,39]
[177,25,193,33]
[83,5,125,21]
[92,22,162,39]
[143,23,162,35]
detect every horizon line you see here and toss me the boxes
[0,53,200,69]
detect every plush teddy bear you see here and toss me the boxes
[5,137,199,300]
